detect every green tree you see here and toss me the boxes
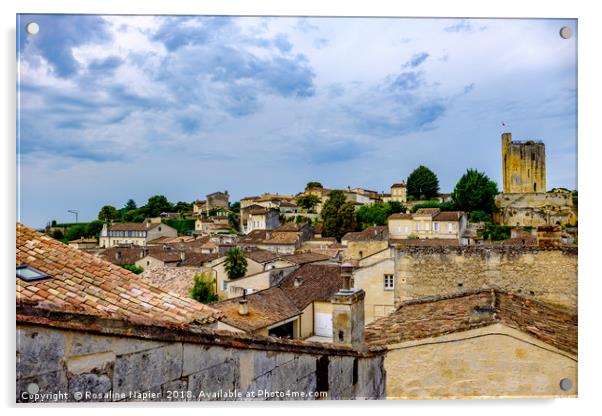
[321,190,357,240]
[51,229,64,240]
[143,195,173,217]
[189,272,219,303]
[123,264,144,274]
[482,223,511,241]
[296,194,320,212]
[64,224,87,241]
[85,220,104,238]
[224,248,248,280]
[388,201,406,214]
[452,169,499,214]
[406,165,440,200]
[356,203,391,229]
[173,201,193,214]
[124,199,137,211]
[305,181,323,190]
[230,201,241,213]
[98,205,119,222]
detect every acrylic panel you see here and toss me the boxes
[16,14,577,402]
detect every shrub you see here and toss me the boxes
[123,264,144,274]
[469,210,491,223]
[189,272,219,304]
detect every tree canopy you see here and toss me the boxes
[124,199,137,211]
[406,165,440,200]
[321,190,357,240]
[224,248,248,280]
[189,272,219,303]
[356,202,406,230]
[98,205,118,222]
[452,169,499,213]
[305,181,323,190]
[296,194,320,212]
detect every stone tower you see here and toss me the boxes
[501,133,546,193]
[332,264,366,350]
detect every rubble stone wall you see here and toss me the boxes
[394,246,577,310]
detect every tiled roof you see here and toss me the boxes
[274,223,308,232]
[16,224,220,326]
[433,211,465,221]
[109,222,160,231]
[388,213,412,220]
[391,183,406,188]
[214,263,343,332]
[413,208,441,216]
[213,287,302,332]
[262,232,300,245]
[69,237,97,244]
[144,251,183,263]
[240,229,268,243]
[245,249,282,264]
[179,253,219,267]
[389,238,460,247]
[280,264,344,310]
[141,267,214,299]
[279,252,331,265]
[342,226,388,242]
[365,289,577,354]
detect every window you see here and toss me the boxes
[384,274,394,290]
[397,226,401,233]
[448,223,453,233]
[222,281,228,291]
[16,264,49,282]
[433,222,439,232]
[415,222,419,231]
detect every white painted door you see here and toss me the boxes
[314,313,332,337]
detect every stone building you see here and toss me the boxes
[382,183,407,204]
[16,224,386,402]
[495,133,576,226]
[393,244,578,310]
[501,132,546,193]
[387,209,467,242]
[365,289,577,399]
[98,221,177,248]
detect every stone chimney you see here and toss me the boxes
[331,263,366,350]
[294,276,303,288]
[180,251,186,261]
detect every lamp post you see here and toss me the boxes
[67,210,79,223]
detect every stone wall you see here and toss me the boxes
[394,246,577,310]
[17,312,385,402]
[494,192,576,226]
[384,323,577,399]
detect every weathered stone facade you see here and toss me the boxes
[502,132,546,194]
[394,245,577,310]
[16,309,385,402]
[494,191,576,227]
[384,324,577,399]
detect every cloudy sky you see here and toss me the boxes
[17,15,577,227]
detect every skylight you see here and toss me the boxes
[16,264,49,282]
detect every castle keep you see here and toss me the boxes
[502,132,546,193]
[495,133,576,227]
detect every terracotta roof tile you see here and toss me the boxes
[365,289,577,354]
[16,223,220,326]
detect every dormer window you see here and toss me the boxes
[16,264,49,282]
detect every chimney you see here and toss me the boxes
[332,263,366,350]
[180,251,186,261]
[238,290,249,316]
[341,262,353,290]
[294,276,303,288]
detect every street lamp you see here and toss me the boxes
[67,210,79,223]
